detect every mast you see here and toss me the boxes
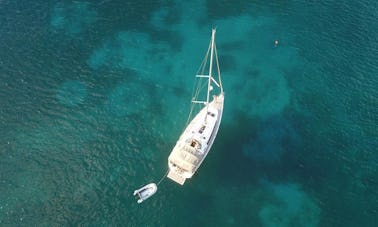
[192,29,221,118]
[206,28,216,106]
[203,29,216,122]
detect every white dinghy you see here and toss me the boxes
[133,183,157,203]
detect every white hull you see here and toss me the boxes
[167,93,224,185]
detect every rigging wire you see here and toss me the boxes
[214,43,223,92]
[185,40,212,127]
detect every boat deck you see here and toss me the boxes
[167,93,224,185]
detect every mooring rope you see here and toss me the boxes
[157,169,169,186]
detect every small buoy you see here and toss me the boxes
[274,40,279,46]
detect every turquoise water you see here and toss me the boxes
[1,0,377,226]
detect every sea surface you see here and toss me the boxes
[0,0,377,226]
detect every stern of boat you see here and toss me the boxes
[167,170,186,185]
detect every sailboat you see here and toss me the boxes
[167,28,224,185]
[133,28,224,203]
